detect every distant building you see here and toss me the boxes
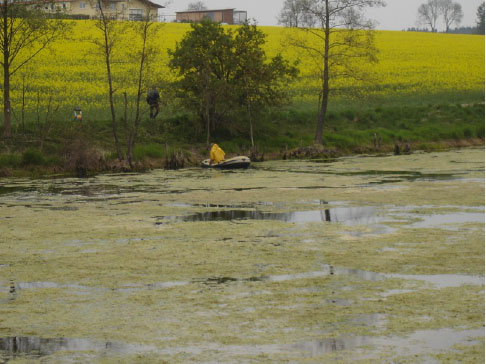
[233,10,247,25]
[29,0,164,21]
[176,8,247,25]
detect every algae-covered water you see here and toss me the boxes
[0,148,484,363]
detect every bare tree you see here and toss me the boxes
[123,15,159,168]
[277,0,315,28]
[417,0,441,32]
[187,1,207,11]
[0,0,69,137]
[439,0,463,32]
[91,1,163,168]
[285,0,385,145]
[477,2,485,34]
[91,0,124,160]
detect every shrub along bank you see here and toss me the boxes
[0,100,484,177]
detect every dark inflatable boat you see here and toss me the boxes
[201,156,251,169]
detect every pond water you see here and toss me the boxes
[0,148,484,363]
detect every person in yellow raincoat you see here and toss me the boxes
[209,143,225,164]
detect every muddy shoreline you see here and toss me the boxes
[0,138,483,179]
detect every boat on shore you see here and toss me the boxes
[201,156,251,169]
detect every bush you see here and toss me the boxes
[133,144,165,161]
[323,133,356,150]
[0,153,22,168]
[62,139,105,172]
[22,148,45,166]
[463,127,473,138]
[476,125,485,139]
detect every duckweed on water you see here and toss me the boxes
[0,148,483,363]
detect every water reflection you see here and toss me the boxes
[0,280,189,295]
[156,206,380,225]
[257,166,461,183]
[0,336,158,358]
[165,201,286,209]
[1,328,482,360]
[291,328,484,357]
[193,264,484,289]
[292,336,371,355]
[322,264,485,288]
[408,212,484,229]
[2,267,482,297]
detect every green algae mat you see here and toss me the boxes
[0,148,484,363]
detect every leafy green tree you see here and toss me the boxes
[233,22,298,147]
[169,20,234,145]
[169,20,297,145]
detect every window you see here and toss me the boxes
[129,8,143,21]
[110,3,116,10]
[79,1,85,9]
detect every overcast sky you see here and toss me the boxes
[160,0,481,31]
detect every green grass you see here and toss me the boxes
[0,90,484,174]
[249,97,484,153]
[0,153,22,168]
[132,144,166,161]
[21,148,46,166]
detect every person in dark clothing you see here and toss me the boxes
[146,86,160,119]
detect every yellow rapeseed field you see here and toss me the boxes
[9,21,485,119]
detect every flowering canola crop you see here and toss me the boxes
[8,21,485,121]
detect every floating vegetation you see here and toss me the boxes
[0,148,484,363]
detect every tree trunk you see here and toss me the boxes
[105,43,123,160]
[127,21,148,170]
[2,3,10,138]
[21,74,26,134]
[204,66,211,146]
[248,104,254,148]
[205,99,210,146]
[122,92,132,168]
[314,0,330,145]
[99,2,123,160]
[3,59,10,137]
[244,76,254,148]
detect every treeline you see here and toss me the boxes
[406,26,481,34]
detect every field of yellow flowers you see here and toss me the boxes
[9,21,485,122]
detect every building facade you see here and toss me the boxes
[176,8,247,25]
[35,0,163,20]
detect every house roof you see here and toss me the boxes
[176,8,235,14]
[139,0,164,9]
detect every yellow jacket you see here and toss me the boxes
[210,144,225,164]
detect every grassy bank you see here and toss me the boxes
[0,94,484,177]
[0,22,483,177]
